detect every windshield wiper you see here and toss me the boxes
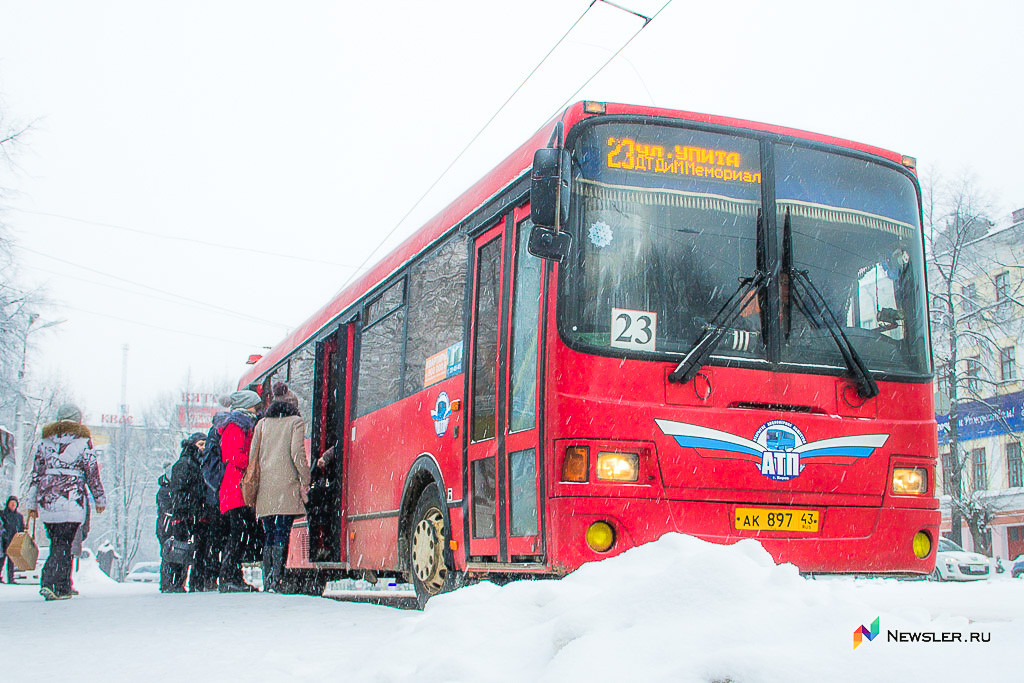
[668,270,767,384]
[783,210,879,398]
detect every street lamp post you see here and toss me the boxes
[12,314,65,495]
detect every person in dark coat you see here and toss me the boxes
[156,465,179,592]
[168,432,209,592]
[199,396,231,590]
[2,496,26,583]
[218,390,261,592]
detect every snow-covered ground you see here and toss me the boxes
[5,534,1021,682]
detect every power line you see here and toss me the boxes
[551,0,673,116]
[8,207,357,269]
[20,261,297,329]
[329,0,605,297]
[57,303,266,348]
[14,243,290,329]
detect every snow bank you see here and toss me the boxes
[4,533,1022,682]
[357,533,1022,682]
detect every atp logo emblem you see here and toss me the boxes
[655,418,889,482]
[430,391,451,437]
[853,617,880,649]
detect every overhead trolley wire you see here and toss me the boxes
[14,243,291,330]
[329,0,607,297]
[19,261,298,329]
[9,207,357,269]
[550,0,673,117]
[57,303,266,348]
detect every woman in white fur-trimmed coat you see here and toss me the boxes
[25,403,107,600]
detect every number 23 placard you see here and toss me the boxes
[610,308,657,351]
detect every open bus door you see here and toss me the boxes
[306,322,354,564]
[465,206,545,564]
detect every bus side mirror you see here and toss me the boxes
[528,226,572,262]
[530,148,570,229]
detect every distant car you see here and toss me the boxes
[932,538,991,581]
[1012,555,1024,579]
[125,561,161,583]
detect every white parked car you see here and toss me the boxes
[125,561,161,583]
[932,538,991,581]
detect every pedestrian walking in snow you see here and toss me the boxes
[2,496,26,583]
[217,389,261,592]
[24,403,107,600]
[248,382,309,592]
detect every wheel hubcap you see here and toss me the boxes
[411,507,447,594]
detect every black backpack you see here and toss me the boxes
[200,422,226,504]
[156,474,173,541]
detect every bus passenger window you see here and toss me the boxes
[289,344,317,438]
[356,280,407,417]
[404,234,468,396]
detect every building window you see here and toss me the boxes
[1000,347,1016,380]
[994,272,1009,301]
[972,448,987,492]
[966,357,982,393]
[960,283,977,313]
[1008,442,1023,488]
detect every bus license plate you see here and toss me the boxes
[735,507,820,532]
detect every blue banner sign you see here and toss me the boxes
[937,390,1024,444]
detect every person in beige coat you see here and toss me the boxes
[248,382,309,592]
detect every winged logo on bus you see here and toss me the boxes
[431,391,452,437]
[654,418,888,482]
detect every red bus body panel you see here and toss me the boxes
[242,102,936,579]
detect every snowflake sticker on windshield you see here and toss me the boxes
[588,221,613,248]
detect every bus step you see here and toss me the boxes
[323,578,417,604]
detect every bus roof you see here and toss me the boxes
[239,101,906,387]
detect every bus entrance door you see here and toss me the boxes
[466,208,545,564]
[307,323,352,564]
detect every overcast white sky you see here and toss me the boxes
[1,0,1021,420]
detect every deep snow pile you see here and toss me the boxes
[4,535,1021,682]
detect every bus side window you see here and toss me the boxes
[355,279,407,417]
[404,233,469,396]
[290,343,317,438]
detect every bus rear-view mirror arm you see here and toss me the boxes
[529,147,572,262]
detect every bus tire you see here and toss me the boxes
[409,483,462,609]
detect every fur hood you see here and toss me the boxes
[41,421,91,440]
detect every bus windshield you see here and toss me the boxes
[560,121,930,378]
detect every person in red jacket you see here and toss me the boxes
[217,390,261,592]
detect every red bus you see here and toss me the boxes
[239,101,939,605]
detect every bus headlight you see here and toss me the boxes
[892,467,928,495]
[596,452,639,482]
[586,521,615,552]
[912,531,931,559]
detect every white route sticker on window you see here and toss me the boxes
[610,308,657,351]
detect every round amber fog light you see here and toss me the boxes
[912,531,931,559]
[586,521,615,553]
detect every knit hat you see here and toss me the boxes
[217,394,232,409]
[229,390,262,410]
[55,403,83,423]
[271,381,299,409]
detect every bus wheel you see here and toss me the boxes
[409,484,460,609]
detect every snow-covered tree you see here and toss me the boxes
[926,173,1024,552]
